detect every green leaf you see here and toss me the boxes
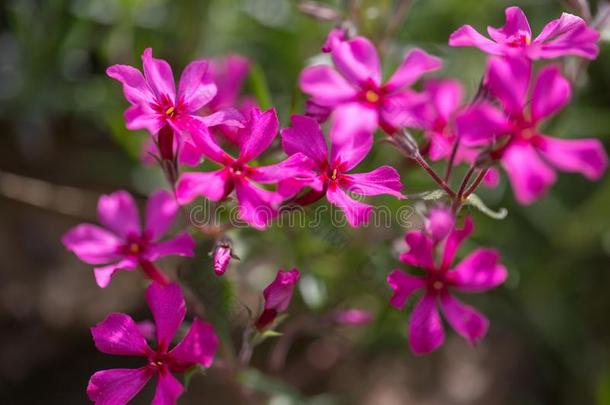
[407,189,447,201]
[465,193,508,220]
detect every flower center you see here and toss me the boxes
[432,281,444,291]
[365,90,380,103]
[129,243,140,254]
[330,168,338,181]
[165,106,175,118]
[508,32,531,47]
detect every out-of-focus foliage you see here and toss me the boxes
[1,0,609,404]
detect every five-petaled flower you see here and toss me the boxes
[107,48,241,164]
[87,282,218,405]
[280,114,405,227]
[176,107,312,230]
[255,268,301,330]
[449,6,599,60]
[456,56,608,204]
[299,35,442,134]
[62,190,195,288]
[387,211,508,355]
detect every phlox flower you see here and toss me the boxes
[107,48,241,164]
[62,190,194,287]
[299,35,442,134]
[255,268,301,330]
[387,210,507,355]
[175,108,312,230]
[449,6,599,60]
[212,238,235,276]
[280,114,405,227]
[456,56,608,204]
[87,282,218,405]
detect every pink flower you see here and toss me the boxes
[62,190,195,288]
[387,216,508,355]
[299,35,442,133]
[87,282,218,405]
[280,114,405,227]
[175,108,312,230]
[456,57,608,204]
[449,6,599,60]
[255,268,300,330]
[107,48,241,164]
[321,27,348,53]
[425,205,454,242]
[206,54,255,145]
[213,238,235,276]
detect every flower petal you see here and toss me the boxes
[147,232,196,261]
[424,79,463,124]
[170,319,219,369]
[449,25,502,54]
[341,166,404,198]
[175,169,232,205]
[87,368,152,405]
[441,216,474,270]
[425,205,455,242]
[263,268,301,312]
[178,59,217,112]
[238,108,279,162]
[384,49,442,93]
[62,224,122,265]
[331,36,381,86]
[326,185,373,227]
[456,103,511,146]
[531,65,571,122]
[234,179,281,230]
[486,6,531,42]
[281,115,329,164]
[142,48,176,102]
[250,153,318,184]
[185,119,233,164]
[151,372,184,405]
[124,104,165,134]
[94,259,138,288]
[145,190,178,241]
[485,56,530,115]
[451,248,507,292]
[386,270,425,309]
[537,135,608,180]
[399,231,435,270]
[208,54,250,109]
[97,190,141,239]
[329,103,377,170]
[533,12,599,59]
[439,292,488,345]
[106,64,154,105]
[145,282,186,351]
[408,292,444,355]
[91,313,151,356]
[299,65,358,106]
[501,142,556,204]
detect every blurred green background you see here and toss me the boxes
[1,0,609,404]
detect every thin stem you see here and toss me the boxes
[463,168,489,198]
[138,259,170,285]
[413,154,456,198]
[456,165,476,200]
[443,136,460,182]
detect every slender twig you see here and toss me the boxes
[443,136,460,182]
[463,168,490,199]
[412,154,456,198]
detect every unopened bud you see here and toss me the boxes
[213,238,237,276]
[391,129,421,159]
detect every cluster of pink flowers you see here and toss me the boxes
[60,5,607,403]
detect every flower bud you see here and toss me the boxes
[255,268,300,330]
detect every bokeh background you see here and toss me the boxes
[1,0,610,404]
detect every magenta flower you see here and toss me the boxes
[299,35,442,133]
[331,309,374,326]
[255,268,301,330]
[456,56,608,204]
[280,114,405,227]
[87,282,218,405]
[387,215,508,355]
[213,238,234,276]
[175,108,311,230]
[321,27,348,53]
[449,6,599,60]
[62,190,195,288]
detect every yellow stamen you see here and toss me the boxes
[330,168,338,180]
[165,106,175,117]
[129,243,140,254]
[433,281,443,290]
[365,90,379,103]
